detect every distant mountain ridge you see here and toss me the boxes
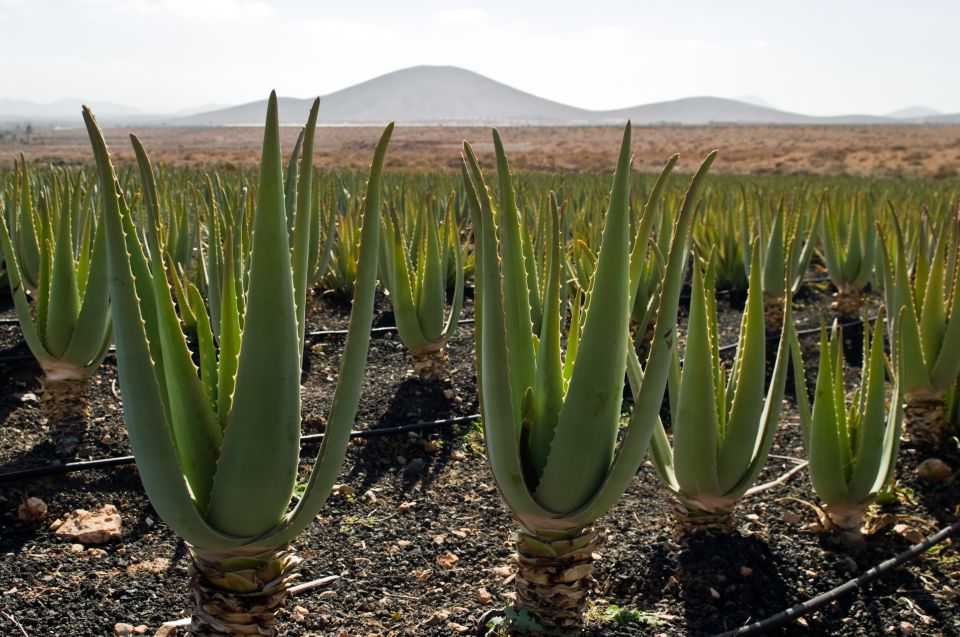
[3,66,958,126]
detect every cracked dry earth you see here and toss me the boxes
[0,287,958,636]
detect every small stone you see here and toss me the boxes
[113,622,134,635]
[442,389,454,399]
[398,502,416,512]
[900,621,915,634]
[892,523,925,544]
[101,434,113,445]
[782,510,801,524]
[55,504,122,544]
[437,551,459,569]
[17,497,47,523]
[451,451,466,461]
[20,392,38,403]
[396,455,407,465]
[331,484,356,497]
[427,609,450,625]
[476,587,492,604]
[424,440,440,453]
[447,622,470,633]
[362,490,378,504]
[412,568,432,582]
[396,540,412,549]
[709,587,720,599]
[145,517,155,528]
[292,605,309,619]
[432,534,446,545]
[87,548,108,559]
[49,518,63,531]
[917,458,953,484]
[739,566,754,577]
[492,565,512,577]
[133,626,147,635]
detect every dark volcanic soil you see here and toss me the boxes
[0,282,957,637]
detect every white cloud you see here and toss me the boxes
[433,8,488,24]
[117,0,273,20]
[663,38,714,50]
[751,40,770,49]
[292,19,384,41]
[585,26,631,42]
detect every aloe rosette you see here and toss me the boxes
[647,241,792,532]
[0,164,111,457]
[379,196,464,380]
[463,123,715,633]
[792,314,901,540]
[879,214,960,445]
[822,205,877,317]
[84,94,392,635]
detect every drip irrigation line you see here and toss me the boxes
[0,414,480,483]
[712,516,960,637]
[0,315,879,482]
[307,318,474,338]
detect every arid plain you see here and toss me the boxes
[4,123,960,177]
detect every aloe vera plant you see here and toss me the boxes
[792,313,901,541]
[647,242,792,532]
[0,164,111,457]
[822,205,877,317]
[463,123,715,634]
[84,94,392,635]
[880,214,960,445]
[757,197,820,331]
[380,194,464,380]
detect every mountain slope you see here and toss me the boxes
[181,66,593,126]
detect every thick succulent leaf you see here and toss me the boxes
[83,107,235,549]
[292,99,320,357]
[262,123,394,548]
[384,210,429,351]
[492,130,537,426]
[672,261,722,498]
[527,195,564,486]
[847,311,892,500]
[417,204,446,343]
[808,326,850,506]
[562,151,717,529]
[208,93,302,538]
[535,124,633,513]
[44,200,80,358]
[60,217,111,368]
[717,242,767,491]
[930,245,960,387]
[463,141,556,530]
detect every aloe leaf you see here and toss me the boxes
[263,123,395,548]
[492,130,537,425]
[61,217,111,368]
[809,325,850,506]
[83,106,234,549]
[717,241,767,491]
[208,92,301,538]
[417,203,446,343]
[527,194,564,486]
[536,124,634,512]
[847,310,890,500]
[563,151,716,529]
[463,140,554,529]
[672,261,722,498]
[292,98,320,358]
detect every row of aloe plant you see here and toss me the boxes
[0,98,957,634]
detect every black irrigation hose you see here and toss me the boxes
[0,315,879,482]
[0,414,480,483]
[712,517,960,637]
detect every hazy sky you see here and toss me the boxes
[2,0,957,116]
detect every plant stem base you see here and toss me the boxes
[669,497,736,535]
[830,287,862,319]
[513,526,597,635]
[411,347,448,381]
[188,546,301,636]
[40,377,89,458]
[764,295,785,334]
[903,394,946,447]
